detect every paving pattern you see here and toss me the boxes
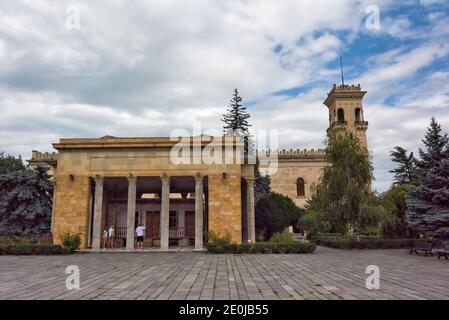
[1,246,448,300]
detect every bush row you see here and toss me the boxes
[316,238,426,250]
[206,242,316,254]
[0,244,72,255]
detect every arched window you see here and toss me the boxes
[355,108,361,122]
[296,178,305,197]
[337,108,345,122]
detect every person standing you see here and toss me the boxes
[135,224,145,249]
[107,225,115,249]
[102,227,108,249]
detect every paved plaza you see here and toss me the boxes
[1,246,449,300]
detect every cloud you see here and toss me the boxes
[0,0,449,192]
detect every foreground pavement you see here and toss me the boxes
[1,246,448,300]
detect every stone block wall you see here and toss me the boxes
[208,174,242,243]
[53,176,90,248]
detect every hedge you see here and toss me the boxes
[316,238,428,250]
[0,244,71,255]
[206,242,316,254]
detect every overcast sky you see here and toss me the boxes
[1,0,448,191]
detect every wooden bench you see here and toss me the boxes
[409,242,433,256]
[437,244,449,259]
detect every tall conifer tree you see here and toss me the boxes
[222,89,270,201]
[406,118,449,237]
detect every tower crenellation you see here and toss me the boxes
[324,83,368,148]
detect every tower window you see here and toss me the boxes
[355,108,362,122]
[337,108,345,122]
[296,178,305,197]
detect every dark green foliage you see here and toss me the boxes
[296,209,331,238]
[382,184,416,238]
[307,130,373,231]
[255,193,303,240]
[222,89,270,202]
[222,88,251,137]
[61,232,82,252]
[206,242,316,254]
[314,237,426,250]
[0,167,52,237]
[221,89,271,200]
[254,157,271,202]
[0,244,70,255]
[389,146,417,185]
[406,117,449,237]
[0,151,26,174]
[269,232,295,243]
[207,230,232,246]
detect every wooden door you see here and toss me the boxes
[146,211,160,238]
[185,211,195,238]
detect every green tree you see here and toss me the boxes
[0,167,52,237]
[389,146,417,185]
[358,192,391,237]
[222,88,270,201]
[382,184,415,238]
[307,130,373,232]
[0,151,26,174]
[222,88,251,137]
[255,193,303,240]
[406,117,449,237]
[254,156,271,202]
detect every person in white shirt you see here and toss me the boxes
[107,226,114,249]
[102,228,108,249]
[135,224,145,249]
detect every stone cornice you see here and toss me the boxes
[52,135,244,150]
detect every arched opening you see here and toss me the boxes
[355,108,362,122]
[337,108,345,122]
[296,178,305,197]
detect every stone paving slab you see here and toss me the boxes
[1,246,448,300]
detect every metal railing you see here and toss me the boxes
[116,227,127,239]
[169,227,185,239]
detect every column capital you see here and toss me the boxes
[194,172,203,183]
[93,175,103,185]
[160,173,171,183]
[245,177,256,185]
[127,174,137,185]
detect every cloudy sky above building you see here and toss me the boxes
[1,0,448,191]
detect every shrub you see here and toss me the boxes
[255,193,303,240]
[207,230,232,245]
[38,233,53,245]
[61,232,82,252]
[206,242,316,254]
[0,244,70,255]
[269,232,295,244]
[317,238,427,250]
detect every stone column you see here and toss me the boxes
[91,176,104,250]
[50,179,57,233]
[126,175,137,250]
[246,177,256,243]
[160,174,170,250]
[194,173,204,250]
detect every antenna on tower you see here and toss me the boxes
[340,56,345,86]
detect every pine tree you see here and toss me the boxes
[406,117,449,237]
[389,146,417,185]
[222,88,251,137]
[222,89,270,201]
[0,167,52,237]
